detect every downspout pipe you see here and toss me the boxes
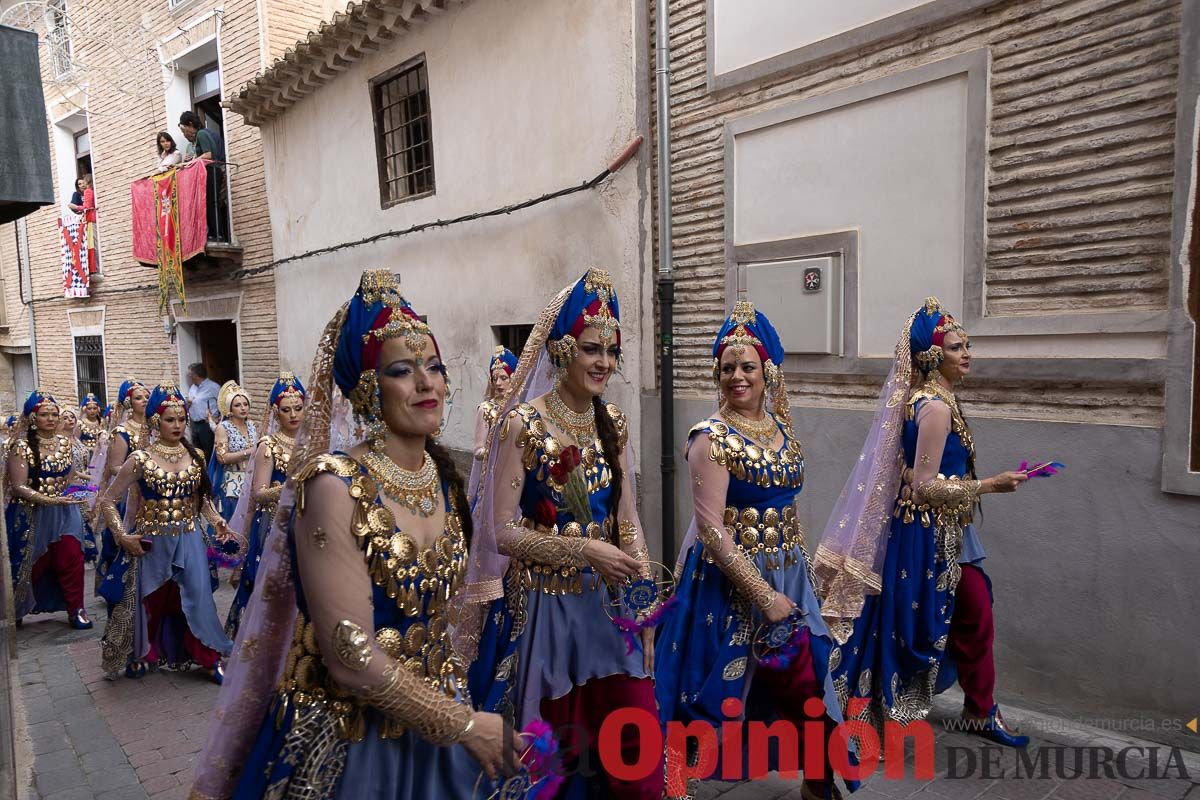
[655,0,676,562]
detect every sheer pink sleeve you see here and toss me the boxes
[912,401,981,508]
[491,413,591,569]
[687,432,774,611]
[293,473,474,743]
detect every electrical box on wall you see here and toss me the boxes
[743,255,842,355]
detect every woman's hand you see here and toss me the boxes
[983,471,1027,494]
[762,591,796,624]
[215,520,236,543]
[640,627,655,673]
[582,540,642,583]
[118,534,145,558]
[459,711,522,781]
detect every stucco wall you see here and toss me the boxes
[263,0,648,458]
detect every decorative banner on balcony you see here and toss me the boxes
[58,212,90,298]
[130,160,208,311]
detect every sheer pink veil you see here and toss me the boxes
[812,310,918,643]
[190,304,356,800]
[452,285,571,663]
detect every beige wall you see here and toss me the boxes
[261,0,649,457]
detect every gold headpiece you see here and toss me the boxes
[217,380,250,417]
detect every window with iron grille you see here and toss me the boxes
[371,58,434,208]
[74,335,106,405]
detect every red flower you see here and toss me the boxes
[534,497,559,528]
[550,445,583,483]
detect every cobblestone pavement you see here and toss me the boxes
[13,567,1200,799]
[15,565,235,800]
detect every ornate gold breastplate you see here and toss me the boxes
[132,451,202,534]
[16,436,73,497]
[280,454,469,742]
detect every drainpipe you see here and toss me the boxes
[16,219,38,384]
[655,0,676,562]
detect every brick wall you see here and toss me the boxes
[651,0,1179,426]
[0,0,329,410]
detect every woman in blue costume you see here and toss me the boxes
[223,372,305,640]
[96,379,151,588]
[7,390,93,629]
[78,393,105,459]
[655,302,847,800]
[189,270,518,800]
[814,298,1029,748]
[473,346,517,461]
[58,406,99,563]
[462,269,664,799]
[96,382,234,682]
[209,381,257,522]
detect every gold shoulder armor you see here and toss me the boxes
[9,438,32,463]
[604,402,628,450]
[293,453,364,515]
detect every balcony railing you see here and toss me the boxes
[131,159,240,272]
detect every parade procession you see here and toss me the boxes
[1,1,1199,799]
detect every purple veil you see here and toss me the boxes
[189,305,356,800]
[812,308,920,643]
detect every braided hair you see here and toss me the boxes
[592,395,624,543]
[425,437,472,547]
[25,423,42,492]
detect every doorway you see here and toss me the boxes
[176,318,239,389]
[196,320,239,385]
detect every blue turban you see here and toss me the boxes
[146,384,187,419]
[117,379,146,406]
[269,373,307,406]
[80,392,100,409]
[4,415,16,427]
[712,300,785,371]
[909,297,964,373]
[550,269,621,345]
[333,270,440,411]
[23,389,58,418]
[488,347,518,377]
[102,403,113,419]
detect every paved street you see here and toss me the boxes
[11,567,1200,800]
[13,566,234,800]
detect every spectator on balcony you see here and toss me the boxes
[179,111,229,242]
[156,131,183,173]
[68,177,85,214]
[179,111,224,163]
[80,174,98,273]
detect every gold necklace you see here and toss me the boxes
[545,390,596,446]
[720,405,779,448]
[363,450,439,517]
[151,440,188,466]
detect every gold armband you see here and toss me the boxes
[98,497,129,538]
[12,486,60,506]
[200,501,224,529]
[698,524,775,612]
[332,620,372,671]
[629,545,653,579]
[362,661,474,745]
[255,483,284,508]
[914,476,981,509]
[503,527,591,569]
[618,520,639,547]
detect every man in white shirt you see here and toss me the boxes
[187,362,220,459]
